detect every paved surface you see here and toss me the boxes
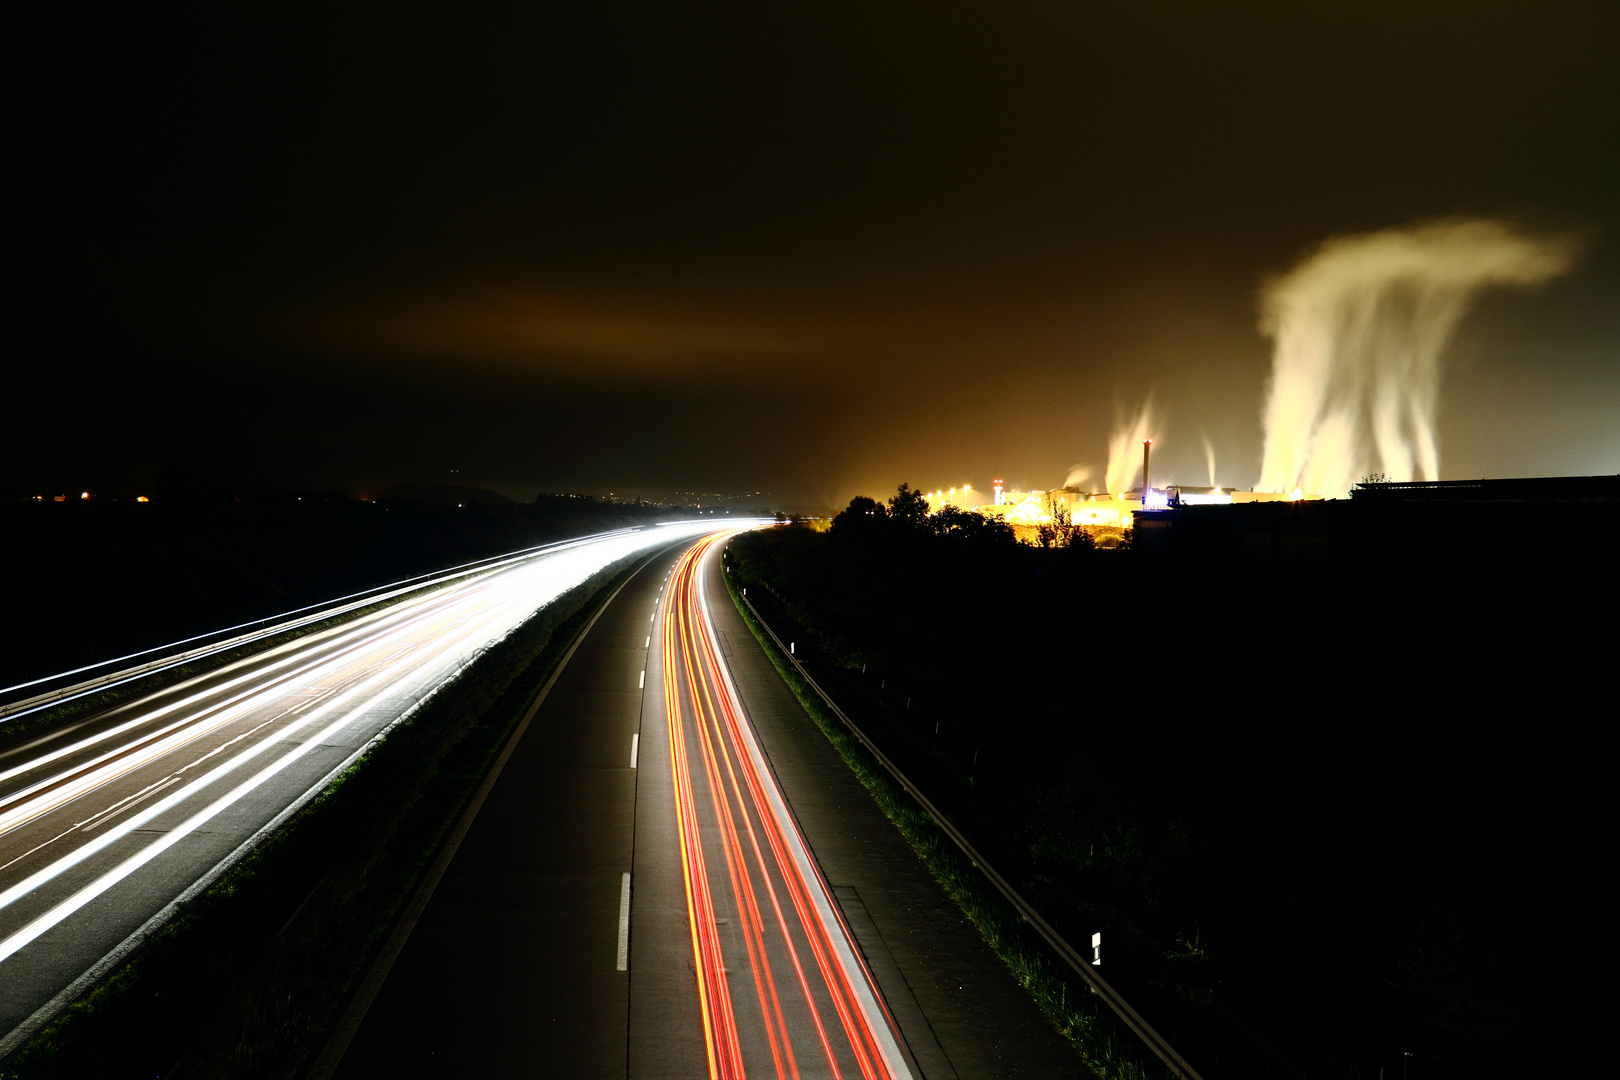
[333,529,1084,1078]
[0,526,719,1054]
[335,541,693,1078]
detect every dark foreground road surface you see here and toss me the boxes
[330,530,1082,1079]
[0,525,722,1058]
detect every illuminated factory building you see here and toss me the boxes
[928,443,1316,536]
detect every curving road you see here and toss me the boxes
[323,525,1081,1079]
[0,522,725,1050]
[6,520,1083,1077]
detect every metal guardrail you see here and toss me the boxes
[736,587,1205,1080]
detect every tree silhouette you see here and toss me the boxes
[887,483,930,526]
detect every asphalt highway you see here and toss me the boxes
[0,522,722,1051]
[337,531,912,1079]
[662,534,912,1079]
[334,530,1081,1079]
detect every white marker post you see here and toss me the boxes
[1092,932,1102,966]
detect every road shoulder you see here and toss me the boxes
[704,550,1087,1080]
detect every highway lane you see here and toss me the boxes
[660,534,914,1080]
[0,522,724,1049]
[331,529,916,1079]
[330,534,695,1077]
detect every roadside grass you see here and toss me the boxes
[724,571,1157,1080]
[1,552,651,1080]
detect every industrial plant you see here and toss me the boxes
[926,440,1316,541]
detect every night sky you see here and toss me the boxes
[10,2,1619,506]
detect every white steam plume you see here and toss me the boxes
[1063,463,1095,490]
[1256,219,1577,498]
[1201,434,1217,488]
[1106,397,1157,495]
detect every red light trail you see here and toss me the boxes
[662,533,912,1080]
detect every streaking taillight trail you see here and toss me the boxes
[662,533,913,1080]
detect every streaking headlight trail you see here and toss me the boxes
[0,522,727,1046]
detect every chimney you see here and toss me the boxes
[1142,439,1152,496]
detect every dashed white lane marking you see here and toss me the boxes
[616,872,632,971]
[629,733,639,769]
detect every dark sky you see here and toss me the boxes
[10,1,1619,505]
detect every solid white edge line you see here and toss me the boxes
[616,871,632,971]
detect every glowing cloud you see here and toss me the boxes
[1256,219,1578,498]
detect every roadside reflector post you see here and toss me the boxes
[790,642,795,654]
[1092,932,1102,966]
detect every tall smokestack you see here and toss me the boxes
[1142,439,1152,496]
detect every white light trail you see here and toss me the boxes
[0,522,742,976]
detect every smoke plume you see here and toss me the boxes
[1063,463,1095,489]
[1106,397,1157,495]
[1256,219,1577,497]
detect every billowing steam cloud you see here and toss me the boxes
[1106,397,1157,495]
[1256,219,1578,497]
[1063,462,1095,489]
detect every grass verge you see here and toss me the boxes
[724,571,1158,1080]
[1,551,653,1080]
